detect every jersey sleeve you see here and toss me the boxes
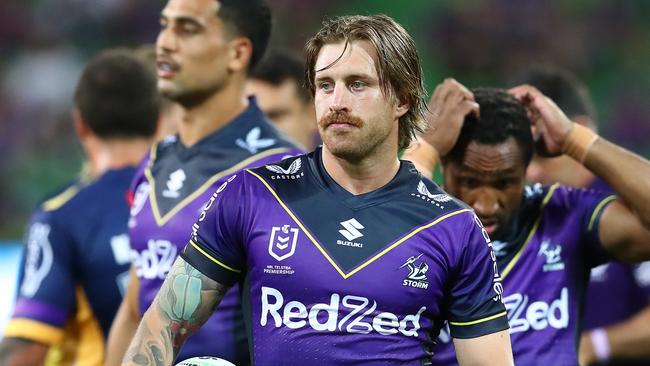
[4,209,77,345]
[562,186,617,267]
[180,173,248,287]
[446,213,509,339]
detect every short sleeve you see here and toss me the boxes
[447,213,509,339]
[180,173,248,287]
[563,186,617,267]
[4,210,77,345]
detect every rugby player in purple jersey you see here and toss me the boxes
[105,1,302,365]
[520,66,650,366]
[122,14,514,366]
[404,79,650,365]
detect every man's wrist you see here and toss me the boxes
[562,123,599,163]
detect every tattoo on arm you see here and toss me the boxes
[123,257,228,365]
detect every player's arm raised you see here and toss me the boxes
[402,78,479,177]
[510,85,650,263]
[106,265,142,366]
[121,257,229,366]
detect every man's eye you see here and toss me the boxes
[462,178,480,189]
[180,25,199,34]
[350,81,365,90]
[318,82,333,91]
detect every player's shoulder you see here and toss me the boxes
[536,182,615,213]
[38,179,84,214]
[408,174,472,219]
[40,167,135,216]
[246,152,308,181]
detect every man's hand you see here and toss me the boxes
[509,84,574,157]
[421,78,479,156]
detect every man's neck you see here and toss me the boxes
[86,138,153,178]
[178,79,248,147]
[321,144,400,195]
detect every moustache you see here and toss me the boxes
[319,112,364,128]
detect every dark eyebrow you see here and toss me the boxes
[175,16,204,28]
[344,73,375,82]
[459,166,520,177]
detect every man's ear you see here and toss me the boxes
[73,108,90,140]
[394,95,410,120]
[228,37,253,73]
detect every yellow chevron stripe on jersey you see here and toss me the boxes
[146,147,293,226]
[588,195,617,231]
[42,185,80,212]
[501,184,559,279]
[3,318,65,345]
[189,240,242,273]
[449,311,508,326]
[248,169,471,279]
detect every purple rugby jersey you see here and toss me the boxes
[432,183,617,366]
[128,98,302,364]
[181,148,508,366]
[582,178,650,334]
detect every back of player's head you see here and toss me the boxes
[514,65,597,128]
[445,87,534,166]
[304,14,427,150]
[217,0,271,71]
[74,49,160,139]
[250,50,310,102]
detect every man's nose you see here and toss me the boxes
[328,84,351,114]
[472,189,500,218]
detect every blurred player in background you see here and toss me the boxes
[0,49,160,366]
[246,50,318,150]
[405,79,650,365]
[105,0,301,365]
[518,66,650,366]
[122,14,513,366]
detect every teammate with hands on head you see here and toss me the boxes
[404,79,650,365]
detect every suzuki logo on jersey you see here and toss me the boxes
[337,218,365,248]
[260,286,426,337]
[400,254,429,289]
[503,287,569,334]
[236,127,276,154]
[162,169,186,198]
[21,223,53,298]
[266,158,304,180]
[131,239,177,279]
[538,240,565,272]
[411,181,452,209]
[339,218,364,241]
[268,225,299,261]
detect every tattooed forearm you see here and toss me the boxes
[122,257,228,365]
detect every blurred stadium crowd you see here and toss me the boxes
[1,0,650,238]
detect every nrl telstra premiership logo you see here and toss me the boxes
[268,224,299,261]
